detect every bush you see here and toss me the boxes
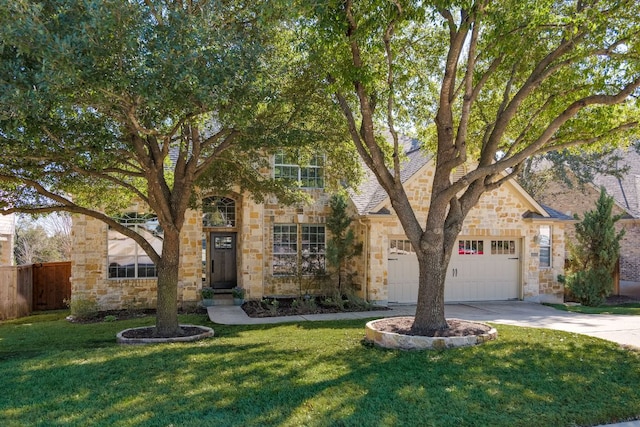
[565,188,624,306]
[65,298,99,320]
[565,268,612,306]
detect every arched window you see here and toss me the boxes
[203,196,236,227]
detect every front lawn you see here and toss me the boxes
[547,303,640,315]
[2,312,640,427]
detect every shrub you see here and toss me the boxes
[565,268,611,306]
[200,287,214,299]
[65,298,99,320]
[565,188,624,306]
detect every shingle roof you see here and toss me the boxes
[349,136,432,215]
[523,204,573,220]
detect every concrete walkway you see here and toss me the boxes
[208,300,640,348]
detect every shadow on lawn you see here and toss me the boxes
[1,321,640,427]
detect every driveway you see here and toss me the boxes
[441,301,640,349]
[208,300,640,348]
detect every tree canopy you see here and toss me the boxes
[298,0,640,333]
[0,0,356,336]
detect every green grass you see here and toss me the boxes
[547,303,640,315]
[2,311,640,427]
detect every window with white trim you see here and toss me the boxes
[273,224,325,275]
[301,225,326,274]
[108,213,163,279]
[539,225,552,267]
[274,152,325,188]
[273,224,298,276]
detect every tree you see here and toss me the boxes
[565,188,625,306]
[326,193,362,294]
[517,148,629,199]
[0,1,352,337]
[301,0,640,334]
[14,214,71,264]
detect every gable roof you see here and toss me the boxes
[349,136,550,218]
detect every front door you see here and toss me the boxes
[210,232,237,289]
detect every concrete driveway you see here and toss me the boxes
[440,301,640,349]
[209,300,640,348]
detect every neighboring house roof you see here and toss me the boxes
[349,136,550,218]
[592,149,640,218]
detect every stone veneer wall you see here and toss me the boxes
[71,176,567,308]
[70,208,201,310]
[260,190,333,297]
[0,235,12,266]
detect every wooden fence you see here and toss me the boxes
[0,261,71,320]
[33,262,71,311]
[0,265,33,320]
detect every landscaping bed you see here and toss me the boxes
[241,296,389,318]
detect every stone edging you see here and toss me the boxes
[116,324,215,345]
[365,317,497,350]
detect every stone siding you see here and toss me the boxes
[260,190,332,297]
[70,208,201,310]
[71,165,564,309]
[0,235,12,266]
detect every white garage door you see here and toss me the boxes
[387,237,520,303]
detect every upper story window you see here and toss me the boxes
[203,196,236,227]
[539,225,552,267]
[108,213,163,279]
[274,152,325,188]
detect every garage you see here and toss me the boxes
[387,237,520,303]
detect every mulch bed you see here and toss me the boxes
[604,294,640,305]
[370,317,491,337]
[241,297,389,318]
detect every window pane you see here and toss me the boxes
[459,240,483,255]
[539,225,551,267]
[302,224,325,274]
[273,224,297,275]
[108,213,160,279]
[274,152,324,188]
[203,196,236,227]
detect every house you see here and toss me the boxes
[0,213,15,266]
[535,149,640,283]
[70,139,568,310]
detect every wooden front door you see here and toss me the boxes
[210,232,237,289]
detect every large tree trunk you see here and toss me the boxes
[411,231,457,335]
[155,229,181,337]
